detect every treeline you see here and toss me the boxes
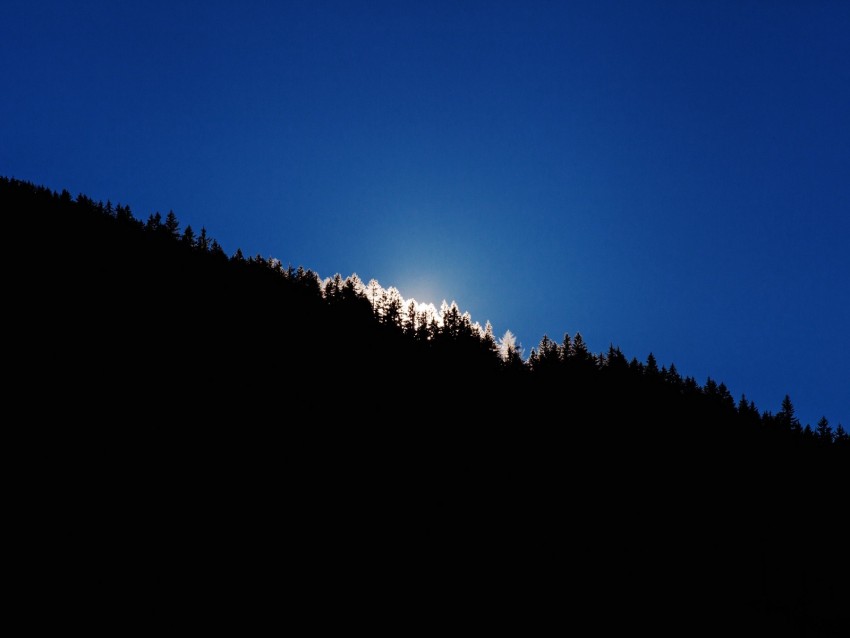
[7,176,848,634]
[6,175,843,447]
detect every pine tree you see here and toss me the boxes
[834,424,848,447]
[341,275,366,307]
[605,345,627,373]
[181,225,196,247]
[440,301,462,339]
[164,210,180,238]
[629,357,644,376]
[197,227,210,251]
[645,352,659,377]
[777,394,801,434]
[414,310,431,342]
[571,332,593,370]
[146,212,162,232]
[561,333,572,362]
[815,416,833,444]
[534,334,560,373]
[404,300,417,337]
[381,287,403,329]
[300,269,322,297]
[210,239,226,258]
[664,362,682,387]
[324,273,343,302]
[717,382,735,411]
[367,279,381,317]
[802,424,815,442]
[116,203,135,224]
[481,321,497,355]
[499,330,523,369]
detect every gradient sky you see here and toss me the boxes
[3,1,848,429]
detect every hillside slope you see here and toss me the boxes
[6,176,846,635]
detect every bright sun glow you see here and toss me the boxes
[321,273,516,360]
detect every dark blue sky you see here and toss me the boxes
[3,1,848,428]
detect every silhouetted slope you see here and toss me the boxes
[5,176,846,636]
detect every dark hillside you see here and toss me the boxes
[5,176,846,635]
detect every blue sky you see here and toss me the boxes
[3,1,848,428]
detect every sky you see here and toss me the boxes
[3,1,848,429]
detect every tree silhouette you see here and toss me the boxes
[403,300,417,338]
[197,227,210,251]
[499,330,523,371]
[834,424,848,448]
[146,212,162,232]
[3,173,846,471]
[777,394,802,435]
[181,225,196,247]
[815,416,833,444]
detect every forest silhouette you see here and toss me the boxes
[6,176,846,635]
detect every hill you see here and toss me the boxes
[4,176,846,635]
